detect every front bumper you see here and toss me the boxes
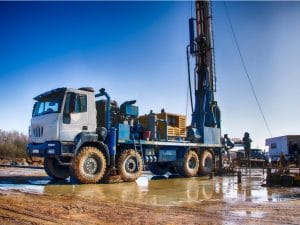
[27,141,73,157]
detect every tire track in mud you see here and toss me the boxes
[0,205,62,225]
[0,193,118,225]
[0,190,300,225]
[0,208,52,225]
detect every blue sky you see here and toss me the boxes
[0,1,300,148]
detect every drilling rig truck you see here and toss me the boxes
[27,0,223,184]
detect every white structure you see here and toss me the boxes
[265,135,300,162]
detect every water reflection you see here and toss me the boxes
[0,171,299,206]
[40,175,300,206]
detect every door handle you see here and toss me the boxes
[82,126,88,130]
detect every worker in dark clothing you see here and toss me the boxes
[242,132,252,167]
[224,134,234,161]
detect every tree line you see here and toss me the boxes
[0,129,28,159]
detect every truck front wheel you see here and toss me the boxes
[198,150,214,175]
[71,146,107,184]
[117,149,143,182]
[176,150,199,177]
[44,158,70,180]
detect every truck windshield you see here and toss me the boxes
[32,90,64,117]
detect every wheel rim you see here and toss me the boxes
[83,156,100,175]
[188,156,197,169]
[125,157,137,173]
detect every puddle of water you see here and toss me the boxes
[0,184,44,194]
[0,168,299,207]
[39,175,300,206]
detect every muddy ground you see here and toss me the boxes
[0,166,299,225]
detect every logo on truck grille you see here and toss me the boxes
[33,127,43,137]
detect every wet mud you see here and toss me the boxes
[0,166,299,224]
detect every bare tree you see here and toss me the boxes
[0,129,28,159]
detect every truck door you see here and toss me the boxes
[60,92,88,142]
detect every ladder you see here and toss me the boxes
[132,136,144,169]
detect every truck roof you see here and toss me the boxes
[78,87,94,92]
[266,135,300,141]
[34,87,66,100]
[33,87,94,100]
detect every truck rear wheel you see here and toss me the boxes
[198,150,214,175]
[117,149,143,182]
[176,150,199,177]
[44,158,70,180]
[71,146,107,184]
[149,163,169,175]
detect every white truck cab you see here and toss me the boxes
[28,87,98,155]
[29,87,96,143]
[27,87,113,182]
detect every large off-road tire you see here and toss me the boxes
[176,150,199,177]
[149,163,170,175]
[198,150,214,175]
[117,149,143,182]
[44,158,70,180]
[71,146,107,184]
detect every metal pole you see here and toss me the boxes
[249,158,251,176]
[266,168,271,186]
[237,171,242,184]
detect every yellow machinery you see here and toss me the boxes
[139,110,186,140]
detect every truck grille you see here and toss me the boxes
[33,127,43,137]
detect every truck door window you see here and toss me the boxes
[63,93,87,124]
[74,94,87,113]
[64,93,87,114]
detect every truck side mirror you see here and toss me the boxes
[63,93,76,124]
[69,93,76,113]
[64,93,76,114]
[32,102,37,117]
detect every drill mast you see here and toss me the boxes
[189,0,221,143]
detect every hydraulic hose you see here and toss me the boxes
[186,45,194,113]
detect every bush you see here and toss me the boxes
[0,130,28,159]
